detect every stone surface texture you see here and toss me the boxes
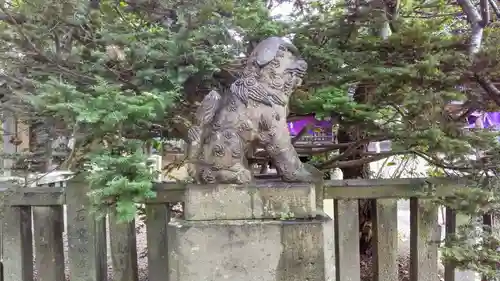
[167,219,332,281]
[168,181,333,281]
[183,182,317,220]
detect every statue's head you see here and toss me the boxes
[244,37,308,96]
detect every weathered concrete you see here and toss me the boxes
[183,183,316,220]
[167,219,333,281]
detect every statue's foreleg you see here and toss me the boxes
[263,124,317,182]
[186,126,202,179]
[186,90,222,181]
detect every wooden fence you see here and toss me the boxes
[0,177,482,281]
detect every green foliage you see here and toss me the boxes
[86,139,158,223]
[442,223,500,279]
[287,1,500,275]
[2,0,500,275]
[291,1,500,171]
[0,0,279,221]
[31,76,168,221]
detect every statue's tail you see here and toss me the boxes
[186,90,222,177]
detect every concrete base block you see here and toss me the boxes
[167,219,332,281]
[183,181,317,220]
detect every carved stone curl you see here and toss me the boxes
[185,36,321,184]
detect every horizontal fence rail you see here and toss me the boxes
[0,177,488,281]
[0,177,475,206]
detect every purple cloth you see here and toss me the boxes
[288,115,333,136]
[466,112,500,129]
[286,111,500,138]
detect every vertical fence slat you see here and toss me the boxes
[146,203,170,281]
[2,206,33,281]
[2,114,16,177]
[0,206,3,281]
[66,180,107,281]
[444,207,456,281]
[95,217,108,281]
[481,214,493,281]
[109,213,138,281]
[323,198,336,281]
[372,199,398,281]
[409,197,439,281]
[334,199,360,281]
[33,206,65,281]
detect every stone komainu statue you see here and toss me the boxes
[186,37,321,184]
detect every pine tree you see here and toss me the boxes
[2,0,500,275]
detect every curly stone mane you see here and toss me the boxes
[230,44,307,108]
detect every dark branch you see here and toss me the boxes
[457,0,482,25]
[89,0,100,9]
[0,13,26,24]
[479,0,490,26]
[320,151,408,169]
[475,74,500,106]
[291,124,313,145]
[488,0,500,18]
[318,138,373,168]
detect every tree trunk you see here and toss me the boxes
[337,86,375,256]
[337,128,374,256]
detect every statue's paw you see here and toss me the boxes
[282,168,313,182]
[282,163,323,183]
[217,166,253,184]
[235,169,252,184]
[187,164,196,179]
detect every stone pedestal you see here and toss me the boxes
[167,182,333,281]
[183,181,318,220]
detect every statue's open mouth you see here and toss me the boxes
[288,59,308,78]
[294,68,307,77]
[288,67,307,78]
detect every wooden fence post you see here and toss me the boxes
[372,199,398,281]
[33,205,65,281]
[481,214,493,281]
[28,122,66,281]
[108,212,138,281]
[66,179,107,281]
[146,203,170,281]
[409,197,440,281]
[2,206,33,281]
[334,199,360,281]
[2,114,16,177]
[444,207,459,281]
